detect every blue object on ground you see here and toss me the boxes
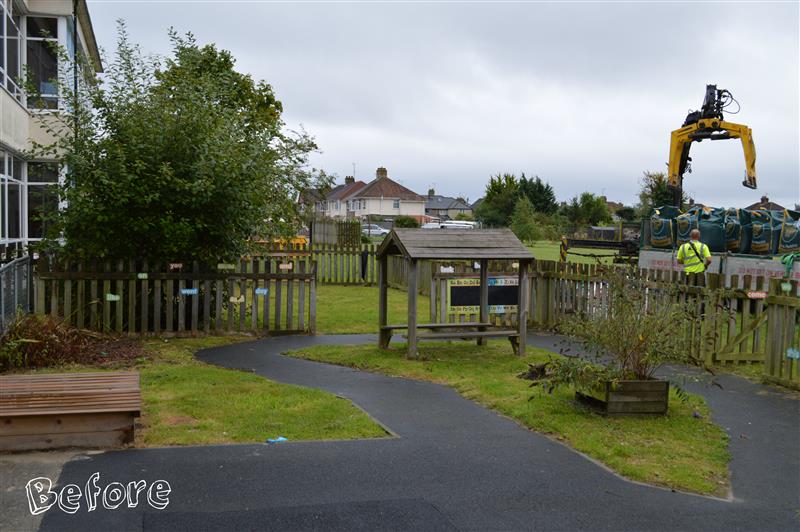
[266,436,288,444]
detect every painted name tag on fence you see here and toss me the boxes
[180,288,198,296]
[746,291,767,299]
[217,263,235,270]
[229,295,245,304]
[137,273,148,280]
[279,263,293,270]
[787,348,800,360]
[105,293,120,302]
[168,263,183,271]
[255,288,269,296]
[440,266,455,274]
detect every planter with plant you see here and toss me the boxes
[523,265,704,415]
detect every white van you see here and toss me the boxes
[421,221,476,229]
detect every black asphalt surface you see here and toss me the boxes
[37,333,799,531]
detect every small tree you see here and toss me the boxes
[32,24,330,263]
[637,171,685,216]
[615,206,638,222]
[510,196,541,243]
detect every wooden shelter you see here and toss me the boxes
[376,228,535,358]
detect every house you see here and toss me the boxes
[1,0,102,250]
[342,167,426,221]
[745,195,786,211]
[424,189,473,220]
[323,177,366,219]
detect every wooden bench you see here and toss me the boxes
[381,322,493,331]
[407,329,522,355]
[0,372,142,452]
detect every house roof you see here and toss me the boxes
[471,197,484,210]
[350,176,424,201]
[425,195,473,211]
[377,228,535,260]
[298,188,325,205]
[328,181,367,201]
[745,198,786,211]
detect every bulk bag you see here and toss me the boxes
[749,210,780,255]
[777,209,800,253]
[650,206,680,248]
[724,208,752,253]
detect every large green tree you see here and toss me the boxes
[518,173,557,214]
[475,173,519,227]
[561,192,611,226]
[35,25,327,263]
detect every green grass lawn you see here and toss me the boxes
[14,336,387,447]
[527,240,617,264]
[316,285,429,334]
[286,341,730,496]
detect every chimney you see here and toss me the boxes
[428,188,435,198]
[760,195,769,205]
[345,176,354,185]
[376,167,388,179]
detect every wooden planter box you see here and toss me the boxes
[576,379,669,415]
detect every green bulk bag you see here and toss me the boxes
[749,210,780,255]
[677,205,726,252]
[650,206,680,248]
[777,209,800,253]
[724,208,752,254]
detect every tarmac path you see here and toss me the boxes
[27,333,800,531]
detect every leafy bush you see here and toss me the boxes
[527,265,702,395]
[0,313,142,371]
[31,24,328,263]
[393,216,419,228]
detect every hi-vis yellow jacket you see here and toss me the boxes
[677,241,711,273]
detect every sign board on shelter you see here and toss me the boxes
[446,276,518,314]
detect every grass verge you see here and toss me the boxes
[316,285,429,334]
[287,341,731,496]
[10,336,387,447]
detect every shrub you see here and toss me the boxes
[394,216,419,228]
[0,313,143,371]
[527,265,703,396]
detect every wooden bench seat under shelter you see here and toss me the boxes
[376,228,534,358]
[0,372,142,451]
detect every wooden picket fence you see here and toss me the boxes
[33,257,316,336]
[424,259,798,387]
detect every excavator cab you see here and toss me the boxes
[668,84,757,206]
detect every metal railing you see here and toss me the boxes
[0,256,32,332]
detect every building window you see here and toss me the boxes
[2,3,23,102]
[1,153,24,241]
[25,16,59,109]
[393,199,400,209]
[27,182,58,238]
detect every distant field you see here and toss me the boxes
[527,240,617,264]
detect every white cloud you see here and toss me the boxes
[88,0,799,207]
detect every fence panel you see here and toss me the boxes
[33,258,316,336]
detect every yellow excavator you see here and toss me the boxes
[668,84,757,205]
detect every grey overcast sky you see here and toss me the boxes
[86,1,799,208]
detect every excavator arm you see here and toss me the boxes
[667,85,757,205]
